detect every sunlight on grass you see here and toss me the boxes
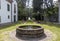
[0,21,60,41]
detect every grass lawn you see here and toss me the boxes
[0,21,60,41]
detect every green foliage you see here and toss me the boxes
[44,6,58,21]
[33,0,43,13]
[17,0,58,21]
[18,1,28,20]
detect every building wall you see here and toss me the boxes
[58,1,60,22]
[0,0,11,24]
[12,0,18,22]
[0,0,18,24]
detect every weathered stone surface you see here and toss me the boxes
[16,25,44,38]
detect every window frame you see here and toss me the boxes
[0,16,1,22]
[7,4,10,11]
[8,15,10,19]
[14,4,16,13]
[0,0,1,9]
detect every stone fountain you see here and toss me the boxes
[16,25,44,38]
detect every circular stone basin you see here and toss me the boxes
[16,25,44,38]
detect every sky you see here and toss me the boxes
[54,0,57,1]
[26,0,58,8]
[26,0,33,8]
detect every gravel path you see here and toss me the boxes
[7,29,57,41]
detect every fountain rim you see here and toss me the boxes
[17,25,44,30]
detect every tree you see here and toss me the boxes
[43,0,58,22]
[17,0,28,20]
[33,0,43,13]
[33,0,44,20]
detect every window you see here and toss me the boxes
[14,4,16,13]
[0,0,1,9]
[8,15,10,19]
[7,4,10,11]
[0,16,1,22]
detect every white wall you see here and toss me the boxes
[0,0,18,24]
[59,2,60,23]
[0,0,11,24]
[12,0,18,22]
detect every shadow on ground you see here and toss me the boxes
[16,34,47,41]
[0,21,22,30]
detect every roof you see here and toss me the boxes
[6,0,13,3]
